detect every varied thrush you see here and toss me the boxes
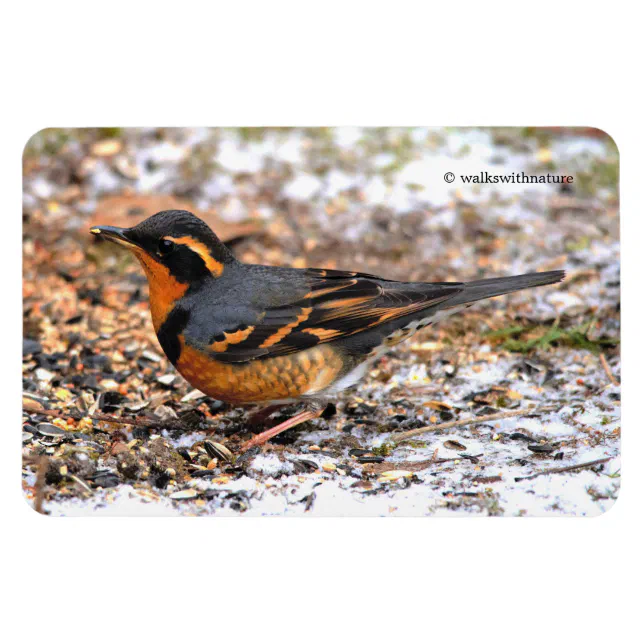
[91,210,565,450]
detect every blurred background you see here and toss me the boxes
[23,125,618,291]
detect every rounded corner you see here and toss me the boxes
[588,481,621,519]
[22,127,57,161]
[20,486,54,519]
[589,126,620,156]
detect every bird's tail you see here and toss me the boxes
[444,270,565,307]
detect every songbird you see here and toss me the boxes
[91,210,564,449]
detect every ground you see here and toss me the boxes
[22,127,620,516]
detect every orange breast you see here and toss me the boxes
[132,249,188,332]
[175,339,344,403]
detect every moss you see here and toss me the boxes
[145,440,186,479]
[97,127,123,138]
[495,395,509,409]
[483,491,504,517]
[565,236,591,252]
[236,127,272,142]
[484,326,526,340]
[371,442,395,457]
[487,320,618,354]
[581,157,619,196]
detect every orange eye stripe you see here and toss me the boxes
[165,236,224,276]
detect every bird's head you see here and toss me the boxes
[91,209,235,283]
[91,210,235,329]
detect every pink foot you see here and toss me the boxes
[241,404,325,451]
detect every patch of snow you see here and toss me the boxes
[283,173,322,200]
[217,140,263,173]
[249,454,295,477]
[46,486,181,517]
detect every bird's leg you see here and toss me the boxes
[246,403,288,427]
[241,401,325,451]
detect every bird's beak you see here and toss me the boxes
[90,225,139,249]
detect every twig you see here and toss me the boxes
[68,474,93,494]
[599,353,618,387]
[392,406,553,444]
[432,452,483,465]
[514,457,611,482]
[368,453,483,473]
[22,402,192,432]
[33,455,48,514]
[304,491,316,512]
[586,318,598,341]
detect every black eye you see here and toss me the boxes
[158,239,175,256]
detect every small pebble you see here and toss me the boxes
[170,489,198,500]
[37,423,66,437]
[92,472,120,488]
[203,440,234,463]
[125,401,149,412]
[378,470,413,482]
[293,459,318,473]
[510,432,537,443]
[23,339,42,355]
[181,389,206,402]
[35,368,54,382]
[191,469,218,479]
[528,444,556,454]
[154,405,178,421]
[357,456,385,464]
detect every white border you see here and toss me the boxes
[4,2,638,642]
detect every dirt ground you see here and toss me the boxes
[22,127,620,516]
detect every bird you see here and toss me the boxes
[90,209,565,450]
